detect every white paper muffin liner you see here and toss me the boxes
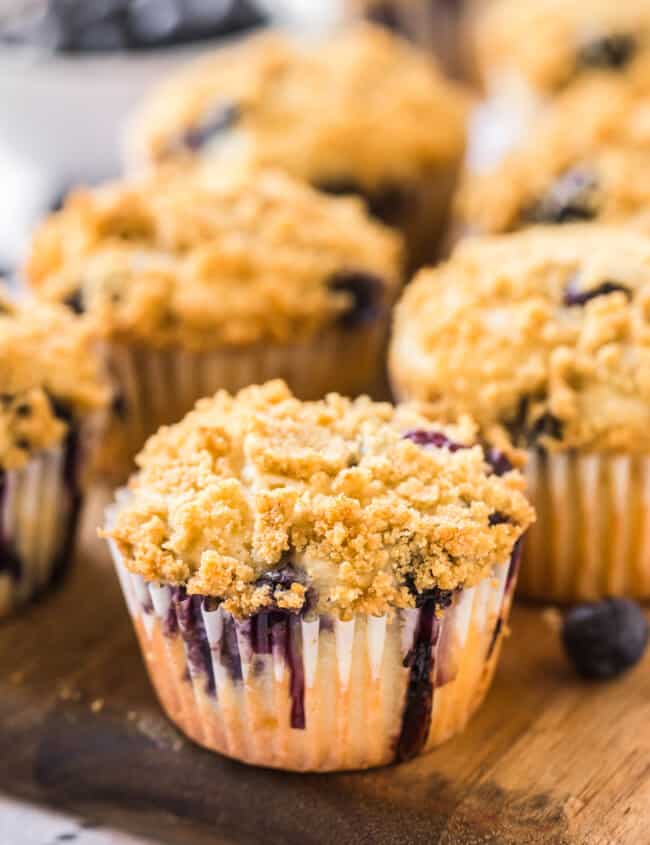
[0,435,82,617]
[106,494,520,771]
[98,322,391,480]
[522,450,650,603]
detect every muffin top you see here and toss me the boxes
[127,25,467,190]
[390,225,650,454]
[473,0,650,94]
[0,288,107,470]
[27,168,402,350]
[456,71,650,235]
[105,380,533,619]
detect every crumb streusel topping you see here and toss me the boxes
[27,169,402,349]
[104,380,532,619]
[127,25,468,188]
[390,225,650,454]
[457,69,650,234]
[473,0,650,94]
[0,288,107,470]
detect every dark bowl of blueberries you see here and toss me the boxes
[0,0,269,265]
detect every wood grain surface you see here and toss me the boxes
[0,488,649,845]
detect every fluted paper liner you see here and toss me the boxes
[522,450,650,602]
[106,495,519,771]
[98,322,390,480]
[0,436,81,616]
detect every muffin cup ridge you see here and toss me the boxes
[0,432,83,616]
[523,450,650,602]
[98,323,391,480]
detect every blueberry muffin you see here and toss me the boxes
[0,288,107,614]
[457,68,650,234]
[347,0,470,76]
[126,25,468,269]
[103,380,533,771]
[467,0,650,167]
[390,225,650,603]
[473,0,649,98]
[27,168,402,478]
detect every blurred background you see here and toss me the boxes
[0,0,352,272]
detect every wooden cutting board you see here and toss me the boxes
[1,488,649,845]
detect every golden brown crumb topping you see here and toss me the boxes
[104,381,532,619]
[390,225,650,454]
[0,288,107,470]
[457,69,650,234]
[473,0,650,93]
[27,169,402,349]
[127,25,468,188]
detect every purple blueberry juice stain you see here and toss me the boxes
[173,589,216,696]
[246,609,306,729]
[485,617,503,662]
[486,536,525,661]
[395,600,441,762]
[506,536,524,592]
[219,614,243,683]
[434,592,461,687]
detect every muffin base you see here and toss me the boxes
[106,503,520,771]
[0,434,81,616]
[523,451,650,602]
[97,321,390,480]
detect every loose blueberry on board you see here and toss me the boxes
[577,33,636,71]
[562,598,649,680]
[563,279,632,307]
[328,271,384,329]
[523,169,599,225]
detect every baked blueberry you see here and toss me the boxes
[484,447,512,476]
[63,288,84,315]
[181,101,240,152]
[403,429,466,452]
[529,412,563,443]
[488,511,510,526]
[562,598,649,680]
[328,270,385,329]
[563,278,631,307]
[577,34,636,71]
[523,169,599,225]
[403,574,454,609]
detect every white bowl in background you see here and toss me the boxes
[0,40,233,268]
